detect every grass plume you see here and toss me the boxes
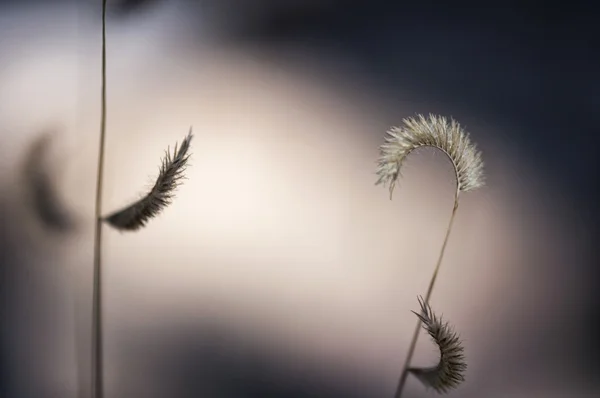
[408,296,467,393]
[376,113,484,397]
[102,129,193,231]
[376,113,484,199]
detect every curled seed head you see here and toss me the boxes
[408,296,467,394]
[103,128,193,231]
[376,114,484,198]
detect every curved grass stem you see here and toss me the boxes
[394,188,460,398]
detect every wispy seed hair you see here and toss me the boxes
[376,114,484,198]
[103,128,193,231]
[408,296,467,394]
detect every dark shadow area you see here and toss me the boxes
[22,132,77,233]
[231,1,599,206]
[116,322,382,398]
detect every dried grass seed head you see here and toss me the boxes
[408,296,467,394]
[103,128,193,231]
[376,114,485,198]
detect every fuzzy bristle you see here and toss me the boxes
[376,114,485,199]
[407,296,467,394]
[103,128,193,231]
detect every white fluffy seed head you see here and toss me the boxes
[376,114,485,198]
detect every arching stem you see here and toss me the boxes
[394,188,460,398]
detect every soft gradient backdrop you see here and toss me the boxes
[1,1,598,397]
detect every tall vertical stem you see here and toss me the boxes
[394,188,460,398]
[92,1,107,397]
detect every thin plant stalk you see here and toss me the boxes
[394,188,460,398]
[376,114,484,396]
[92,1,108,398]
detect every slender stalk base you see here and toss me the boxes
[394,190,460,398]
[92,1,108,398]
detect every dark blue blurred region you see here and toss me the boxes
[234,1,599,207]
[116,322,380,398]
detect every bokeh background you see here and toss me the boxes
[1,1,598,397]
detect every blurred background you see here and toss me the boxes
[0,0,598,397]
